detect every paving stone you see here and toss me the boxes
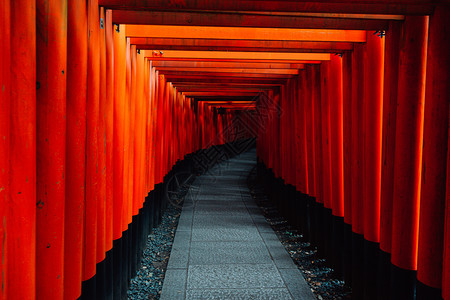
[260,232,298,269]
[187,264,285,289]
[279,268,316,300]
[186,288,292,300]
[160,269,187,300]
[189,241,272,265]
[191,227,262,242]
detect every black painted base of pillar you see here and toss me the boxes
[314,202,325,257]
[81,274,96,300]
[416,280,443,300]
[323,207,333,264]
[343,222,352,286]
[363,239,379,300]
[331,215,344,280]
[390,264,416,300]
[352,232,365,299]
[377,250,391,300]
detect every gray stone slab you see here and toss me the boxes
[177,211,193,231]
[189,241,272,265]
[187,264,285,289]
[160,269,187,300]
[279,268,316,300]
[191,227,262,242]
[167,244,190,269]
[260,232,298,269]
[192,215,255,229]
[172,230,191,249]
[186,288,292,300]
[252,219,274,233]
[193,205,248,216]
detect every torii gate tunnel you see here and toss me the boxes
[0,0,449,299]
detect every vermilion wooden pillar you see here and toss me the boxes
[8,0,36,297]
[350,43,365,299]
[113,24,126,241]
[134,51,145,211]
[362,30,385,300]
[342,50,353,285]
[84,0,100,284]
[0,1,10,298]
[65,0,87,298]
[36,0,67,297]
[380,21,401,258]
[417,6,450,299]
[320,61,332,210]
[329,54,345,278]
[313,65,323,206]
[329,55,344,218]
[97,6,107,268]
[305,65,316,198]
[363,31,384,245]
[105,8,114,257]
[123,37,131,231]
[342,52,352,226]
[379,21,401,300]
[299,74,309,193]
[391,16,429,299]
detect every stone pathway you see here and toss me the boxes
[160,149,316,300]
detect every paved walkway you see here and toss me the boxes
[161,149,316,300]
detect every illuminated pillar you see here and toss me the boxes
[36,0,67,298]
[379,21,401,300]
[83,0,100,294]
[0,1,10,298]
[417,6,450,299]
[350,43,365,299]
[65,0,87,298]
[362,30,385,299]
[391,16,429,299]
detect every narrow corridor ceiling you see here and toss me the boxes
[98,0,438,105]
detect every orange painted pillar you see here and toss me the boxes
[362,30,385,299]
[65,0,87,298]
[84,0,100,282]
[350,43,365,237]
[297,74,309,193]
[391,16,429,299]
[97,6,107,266]
[417,6,450,297]
[123,37,131,230]
[131,44,140,215]
[342,52,352,226]
[0,1,10,298]
[320,62,332,210]
[105,8,114,255]
[134,51,144,211]
[380,22,401,257]
[350,43,365,298]
[305,65,316,197]
[36,0,67,297]
[378,21,402,299]
[363,31,384,245]
[342,50,353,285]
[329,54,345,278]
[8,0,36,297]
[113,24,126,241]
[312,65,323,206]
[329,55,344,218]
